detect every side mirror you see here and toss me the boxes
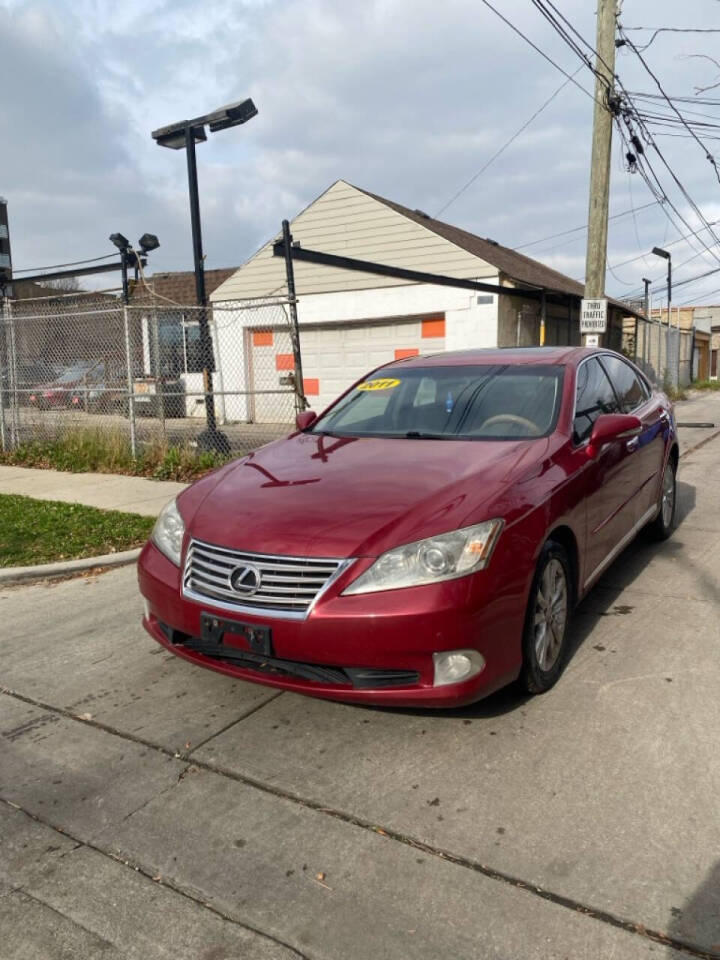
[588,413,642,457]
[295,410,317,431]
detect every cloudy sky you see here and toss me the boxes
[2,0,720,306]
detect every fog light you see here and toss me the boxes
[432,649,485,687]
[143,598,151,620]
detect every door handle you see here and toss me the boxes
[626,436,640,452]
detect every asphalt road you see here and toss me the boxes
[2,416,720,959]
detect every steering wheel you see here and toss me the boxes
[479,414,542,436]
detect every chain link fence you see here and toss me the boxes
[0,290,301,457]
[621,315,694,388]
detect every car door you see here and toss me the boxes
[599,354,666,524]
[573,357,637,587]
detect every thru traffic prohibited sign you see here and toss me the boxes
[580,298,607,333]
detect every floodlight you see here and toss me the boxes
[152,123,207,150]
[207,99,258,133]
[109,232,130,252]
[139,233,160,254]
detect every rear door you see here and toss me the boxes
[599,354,666,524]
[573,357,636,586]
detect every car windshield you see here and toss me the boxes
[55,364,99,383]
[309,364,564,440]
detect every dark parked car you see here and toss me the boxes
[1,360,57,406]
[28,362,104,409]
[67,374,185,418]
[138,347,677,708]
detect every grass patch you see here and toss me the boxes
[0,428,229,482]
[0,493,155,567]
[665,384,688,402]
[691,379,720,391]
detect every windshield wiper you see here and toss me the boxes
[404,431,455,440]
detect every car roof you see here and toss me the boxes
[379,346,590,371]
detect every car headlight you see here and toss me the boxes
[342,519,504,595]
[151,497,185,566]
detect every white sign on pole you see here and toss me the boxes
[580,298,608,333]
[585,334,600,347]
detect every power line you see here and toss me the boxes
[478,0,598,103]
[613,105,720,267]
[525,2,720,273]
[619,28,720,185]
[13,253,117,275]
[435,67,584,218]
[514,201,657,250]
[532,0,616,84]
[677,283,720,305]
[622,27,720,53]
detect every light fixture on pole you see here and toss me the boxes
[151,98,258,454]
[110,233,159,304]
[651,247,672,385]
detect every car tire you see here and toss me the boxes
[520,541,572,695]
[647,455,677,541]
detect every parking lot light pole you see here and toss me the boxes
[110,233,160,458]
[651,247,672,386]
[151,98,258,454]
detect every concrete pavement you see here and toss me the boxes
[0,465,187,516]
[1,394,720,958]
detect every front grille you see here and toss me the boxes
[182,539,347,619]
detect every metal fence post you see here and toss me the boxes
[6,298,19,447]
[280,220,307,413]
[0,295,8,451]
[150,306,166,435]
[122,304,138,457]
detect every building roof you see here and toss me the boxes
[358,185,638,315]
[130,267,237,305]
[210,179,642,317]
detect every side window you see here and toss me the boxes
[573,358,620,444]
[600,355,647,413]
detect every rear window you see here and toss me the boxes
[310,364,564,440]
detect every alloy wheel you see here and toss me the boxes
[661,463,675,528]
[533,558,568,672]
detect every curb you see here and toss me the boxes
[0,547,142,586]
[680,424,720,460]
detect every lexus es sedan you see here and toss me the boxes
[138,347,678,708]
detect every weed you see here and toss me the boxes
[0,428,230,482]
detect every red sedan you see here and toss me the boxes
[138,347,678,708]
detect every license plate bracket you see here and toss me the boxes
[200,613,273,656]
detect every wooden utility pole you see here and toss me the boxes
[583,0,618,344]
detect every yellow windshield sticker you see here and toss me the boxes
[357,378,401,392]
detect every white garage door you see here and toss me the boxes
[248,314,446,422]
[280,314,445,419]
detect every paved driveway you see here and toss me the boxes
[2,422,720,959]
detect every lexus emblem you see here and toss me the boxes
[228,564,262,596]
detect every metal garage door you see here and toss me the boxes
[248,314,445,422]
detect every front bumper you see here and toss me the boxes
[137,540,525,708]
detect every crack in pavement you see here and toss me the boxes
[187,690,285,755]
[2,686,719,960]
[10,887,118,952]
[1,799,312,960]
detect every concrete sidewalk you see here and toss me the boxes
[0,465,187,516]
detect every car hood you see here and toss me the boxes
[185,432,548,559]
